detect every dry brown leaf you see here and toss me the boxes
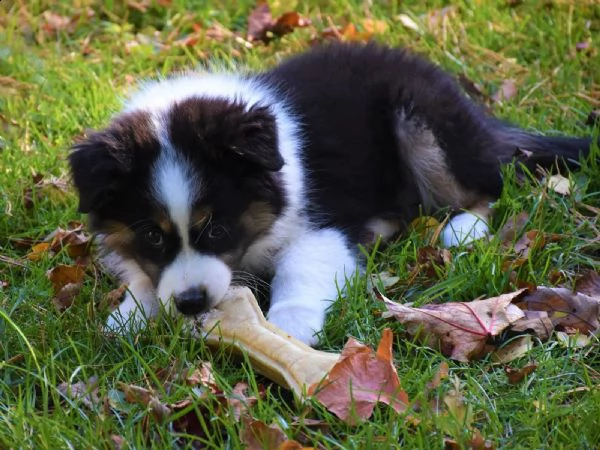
[23,175,70,209]
[247,3,308,43]
[186,361,217,388]
[57,376,100,409]
[310,329,408,424]
[510,310,553,340]
[109,435,126,450]
[103,284,128,312]
[514,286,600,334]
[380,289,527,361]
[491,335,534,364]
[547,174,570,195]
[504,362,538,384]
[492,79,518,103]
[427,361,449,391]
[53,282,82,312]
[46,264,85,294]
[228,382,260,422]
[26,242,51,261]
[247,2,273,42]
[574,271,600,297]
[240,416,287,450]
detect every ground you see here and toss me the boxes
[1,0,600,448]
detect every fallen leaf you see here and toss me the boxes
[102,284,128,312]
[271,11,310,37]
[53,282,82,312]
[23,174,70,209]
[504,362,538,384]
[240,416,287,450]
[547,174,570,195]
[396,14,421,32]
[574,270,600,297]
[310,329,409,424]
[186,361,217,388]
[491,335,534,364]
[427,361,450,391]
[514,286,600,334]
[46,264,85,294]
[555,331,593,348]
[247,2,273,42]
[510,310,553,340]
[228,382,260,421]
[380,289,527,361]
[110,435,126,450]
[57,376,100,409]
[41,11,74,34]
[492,79,517,103]
[26,242,51,261]
[470,429,496,450]
[247,3,308,43]
[497,212,529,244]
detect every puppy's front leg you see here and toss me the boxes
[267,228,356,346]
[104,259,159,332]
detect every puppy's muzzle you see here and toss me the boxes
[174,287,208,315]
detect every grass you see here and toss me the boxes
[1,0,600,448]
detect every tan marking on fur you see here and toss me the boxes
[464,199,492,222]
[190,207,212,230]
[240,201,277,237]
[395,120,478,210]
[154,212,173,235]
[101,221,136,255]
[365,218,401,241]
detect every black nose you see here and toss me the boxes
[174,288,208,316]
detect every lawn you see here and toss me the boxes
[1,0,600,448]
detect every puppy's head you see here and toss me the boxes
[69,88,286,316]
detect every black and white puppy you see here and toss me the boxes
[69,43,594,345]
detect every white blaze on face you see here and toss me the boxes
[152,149,232,312]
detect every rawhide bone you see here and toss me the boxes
[193,286,340,396]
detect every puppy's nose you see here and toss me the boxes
[174,288,208,315]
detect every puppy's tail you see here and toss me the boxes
[493,124,597,172]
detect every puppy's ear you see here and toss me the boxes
[170,99,285,172]
[230,105,284,171]
[69,112,158,213]
[68,130,132,213]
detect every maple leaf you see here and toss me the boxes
[57,376,100,409]
[514,286,600,334]
[504,362,538,384]
[240,416,287,450]
[247,3,309,43]
[46,264,86,311]
[379,289,527,362]
[310,329,409,424]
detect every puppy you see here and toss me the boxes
[69,43,595,345]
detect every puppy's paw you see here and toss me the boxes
[442,212,489,247]
[104,291,154,335]
[267,305,324,347]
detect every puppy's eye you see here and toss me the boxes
[144,229,164,247]
[208,224,227,240]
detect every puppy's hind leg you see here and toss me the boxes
[441,200,492,247]
[267,228,357,346]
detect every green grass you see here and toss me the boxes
[1,0,600,448]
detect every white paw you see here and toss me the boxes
[267,305,325,347]
[441,211,489,247]
[104,292,153,334]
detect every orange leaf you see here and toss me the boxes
[46,264,85,294]
[310,329,409,424]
